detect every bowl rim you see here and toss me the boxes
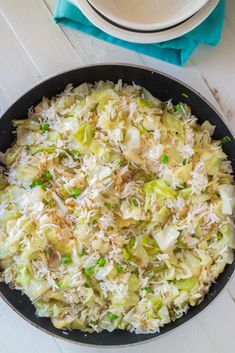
[0,62,234,347]
[87,0,209,31]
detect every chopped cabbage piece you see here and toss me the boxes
[218,184,235,215]
[176,277,199,292]
[124,127,141,151]
[141,87,161,108]
[201,120,216,136]
[143,179,176,201]
[73,123,95,153]
[162,111,183,134]
[0,145,21,165]
[154,227,180,251]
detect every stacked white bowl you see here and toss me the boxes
[69,0,219,43]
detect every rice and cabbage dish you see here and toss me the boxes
[0,81,234,334]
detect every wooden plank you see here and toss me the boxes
[225,0,235,31]
[197,290,235,353]
[43,0,60,16]
[0,12,41,108]
[190,22,235,132]
[44,0,145,67]
[51,26,146,66]
[227,273,235,300]
[0,299,62,353]
[0,82,11,116]
[0,0,83,77]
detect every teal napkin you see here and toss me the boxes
[54,0,225,66]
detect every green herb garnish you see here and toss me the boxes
[83,267,95,277]
[118,159,126,167]
[175,104,181,111]
[44,170,52,180]
[30,179,46,190]
[144,286,153,293]
[40,123,49,132]
[107,312,118,322]
[80,248,86,257]
[104,201,111,209]
[130,198,138,207]
[97,258,106,267]
[161,154,169,164]
[221,136,231,144]
[71,187,82,198]
[116,264,124,273]
[61,255,72,265]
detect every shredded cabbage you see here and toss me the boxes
[0,80,234,335]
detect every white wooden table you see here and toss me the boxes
[0,1,235,352]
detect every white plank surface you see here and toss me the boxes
[0,11,41,112]
[0,0,235,352]
[0,0,82,76]
[197,290,235,353]
[191,26,235,131]
[0,300,62,353]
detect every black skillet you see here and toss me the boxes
[0,64,234,347]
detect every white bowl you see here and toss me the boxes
[72,0,219,44]
[88,0,209,31]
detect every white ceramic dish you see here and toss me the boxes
[70,0,219,44]
[88,0,209,31]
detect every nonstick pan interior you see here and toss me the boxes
[0,64,234,346]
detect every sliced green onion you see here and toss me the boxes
[83,267,94,277]
[40,123,49,131]
[30,179,46,190]
[118,159,126,167]
[104,201,111,209]
[56,279,63,288]
[161,154,169,164]
[129,198,138,207]
[71,187,82,198]
[115,264,124,273]
[61,255,72,265]
[107,312,118,322]
[221,136,231,144]
[44,170,52,180]
[97,258,106,267]
[58,152,66,160]
[79,248,86,257]
[144,286,153,293]
[182,93,188,98]
[70,149,80,157]
[175,104,181,111]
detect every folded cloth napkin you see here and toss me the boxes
[54,0,225,66]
